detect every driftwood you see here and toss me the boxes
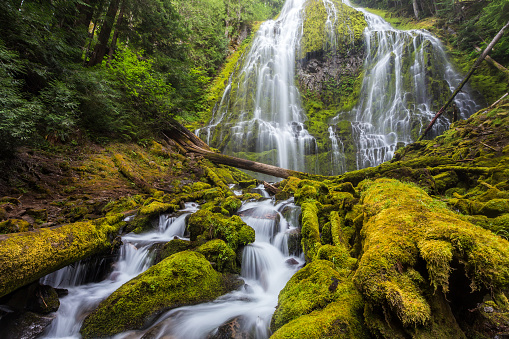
[162,118,305,179]
[418,20,509,141]
[263,181,281,195]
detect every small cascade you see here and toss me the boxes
[322,0,338,51]
[328,126,346,175]
[42,243,152,338]
[119,195,304,339]
[196,0,317,175]
[339,0,480,169]
[40,203,199,339]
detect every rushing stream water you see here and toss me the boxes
[39,190,303,339]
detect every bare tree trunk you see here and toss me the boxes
[413,0,420,19]
[88,0,120,66]
[418,20,509,141]
[107,0,126,64]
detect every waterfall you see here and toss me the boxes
[338,0,480,169]
[328,126,346,175]
[39,203,200,339]
[118,196,303,339]
[196,0,316,175]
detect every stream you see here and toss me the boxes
[40,188,303,339]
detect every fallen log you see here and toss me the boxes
[0,215,125,298]
[474,45,509,76]
[162,119,308,179]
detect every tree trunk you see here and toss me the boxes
[413,0,420,19]
[418,20,509,141]
[107,0,126,64]
[88,0,120,66]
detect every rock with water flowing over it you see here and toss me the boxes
[80,251,232,338]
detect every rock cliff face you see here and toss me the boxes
[298,0,366,107]
[297,0,367,175]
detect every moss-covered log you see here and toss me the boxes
[0,214,125,298]
[354,179,509,327]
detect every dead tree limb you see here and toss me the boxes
[418,20,509,141]
[473,45,509,76]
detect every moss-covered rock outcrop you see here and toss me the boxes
[298,0,367,175]
[80,251,227,338]
[272,100,509,337]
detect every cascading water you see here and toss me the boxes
[115,190,303,339]
[38,191,302,339]
[40,203,200,339]
[196,0,316,174]
[336,0,480,169]
[328,126,346,175]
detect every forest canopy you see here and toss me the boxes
[0,0,284,157]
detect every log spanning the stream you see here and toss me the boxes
[162,119,306,179]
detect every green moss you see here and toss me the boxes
[139,201,178,216]
[80,251,225,338]
[0,215,125,298]
[271,260,369,338]
[301,0,366,57]
[156,239,192,262]
[187,210,254,252]
[221,196,242,216]
[353,179,509,328]
[196,239,237,273]
[0,219,30,234]
[300,201,322,261]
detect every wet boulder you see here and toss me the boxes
[80,251,229,338]
[0,311,55,339]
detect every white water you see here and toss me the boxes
[114,196,303,339]
[196,0,316,174]
[336,0,480,169]
[39,195,302,339]
[328,126,346,175]
[40,203,199,339]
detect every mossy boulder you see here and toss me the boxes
[80,251,226,338]
[187,209,255,252]
[221,196,242,216]
[271,259,369,338]
[0,219,30,234]
[196,239,237,273]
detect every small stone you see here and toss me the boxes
[286,258,299,266]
